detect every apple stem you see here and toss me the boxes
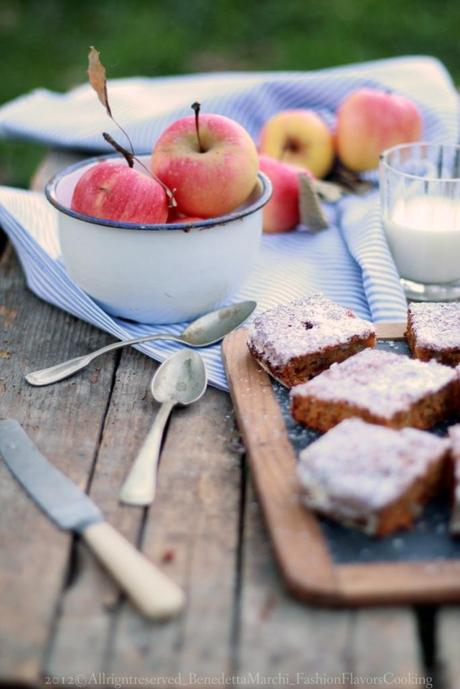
[102,132,177,208]
[103,132,134,167]
[191,101,204,153]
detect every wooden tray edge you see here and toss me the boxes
[222,329,340,604]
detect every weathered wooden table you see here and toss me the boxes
[0,152,458,689]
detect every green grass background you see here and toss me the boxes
[1,0,460,187]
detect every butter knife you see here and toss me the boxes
[0,419,184,620]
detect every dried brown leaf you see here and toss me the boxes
[87,46,112,117]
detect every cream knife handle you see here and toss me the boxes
[119,400,175,506]
[82,521,184,619]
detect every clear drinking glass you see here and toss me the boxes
[380,142,460,301]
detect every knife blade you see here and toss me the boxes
[0,418,102,531]
[0,419,184,619]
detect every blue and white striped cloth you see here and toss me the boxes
[0,56,458,390]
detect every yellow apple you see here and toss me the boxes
[259,110,334,179]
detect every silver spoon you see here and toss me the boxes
[119,349,207,506]
[25,300,256,387]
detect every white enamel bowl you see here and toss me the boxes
[46,154,271,324]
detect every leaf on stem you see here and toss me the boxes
[88,46,112,118]
[87,47,176,208]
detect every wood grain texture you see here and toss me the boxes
[45,347,242,682]
[236,480,351,678]
[45,349,161,678]
[349,607,424,685]
[236,481,424,683]
[436,607,460,689]
[110,385,241,680]
[0,250,118,684]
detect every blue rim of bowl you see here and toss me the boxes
[45,153,272,232]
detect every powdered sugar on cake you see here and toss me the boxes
[291,348,456,419]
[297,418,449,530]
[248,294,375,367]
[408,302,460,349]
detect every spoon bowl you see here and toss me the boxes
[180,300,256,347]
[119,350,207,506]
[152,350,208,405]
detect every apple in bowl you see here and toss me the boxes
[71,161,169,224]
[46,154,271,324]
[151,108,259,218]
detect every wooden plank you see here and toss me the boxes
[236,481,424,684]
[45,348,158,678]
[350,607,424,686]
[0,148,115,685]
[236,480,351,679]
[222,329,337,603]
[436,608,460,689]
[45,344,242,681]
[109,384,241,680]
[0,250,118,685]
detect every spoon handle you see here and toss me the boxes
[119,401,176,506]
[24,333,183,387]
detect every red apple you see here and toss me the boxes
[151,111,258,218]
[71,161,168,224]
[259,110,334,179]
[259,154,313,233]
[336,88,423,172]
[167,210,204,224]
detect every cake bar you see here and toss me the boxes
[407,302,460,366]
[291,348,458,432]
[247,294,376,388]
[297,418,450,536]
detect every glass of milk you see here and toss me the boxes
[380,142,460,301]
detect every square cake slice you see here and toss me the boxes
[297,418,450,536]
[247,294,376,387]
[448,424,460,537]
[291,348,458,432]
[407,302,460,366]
